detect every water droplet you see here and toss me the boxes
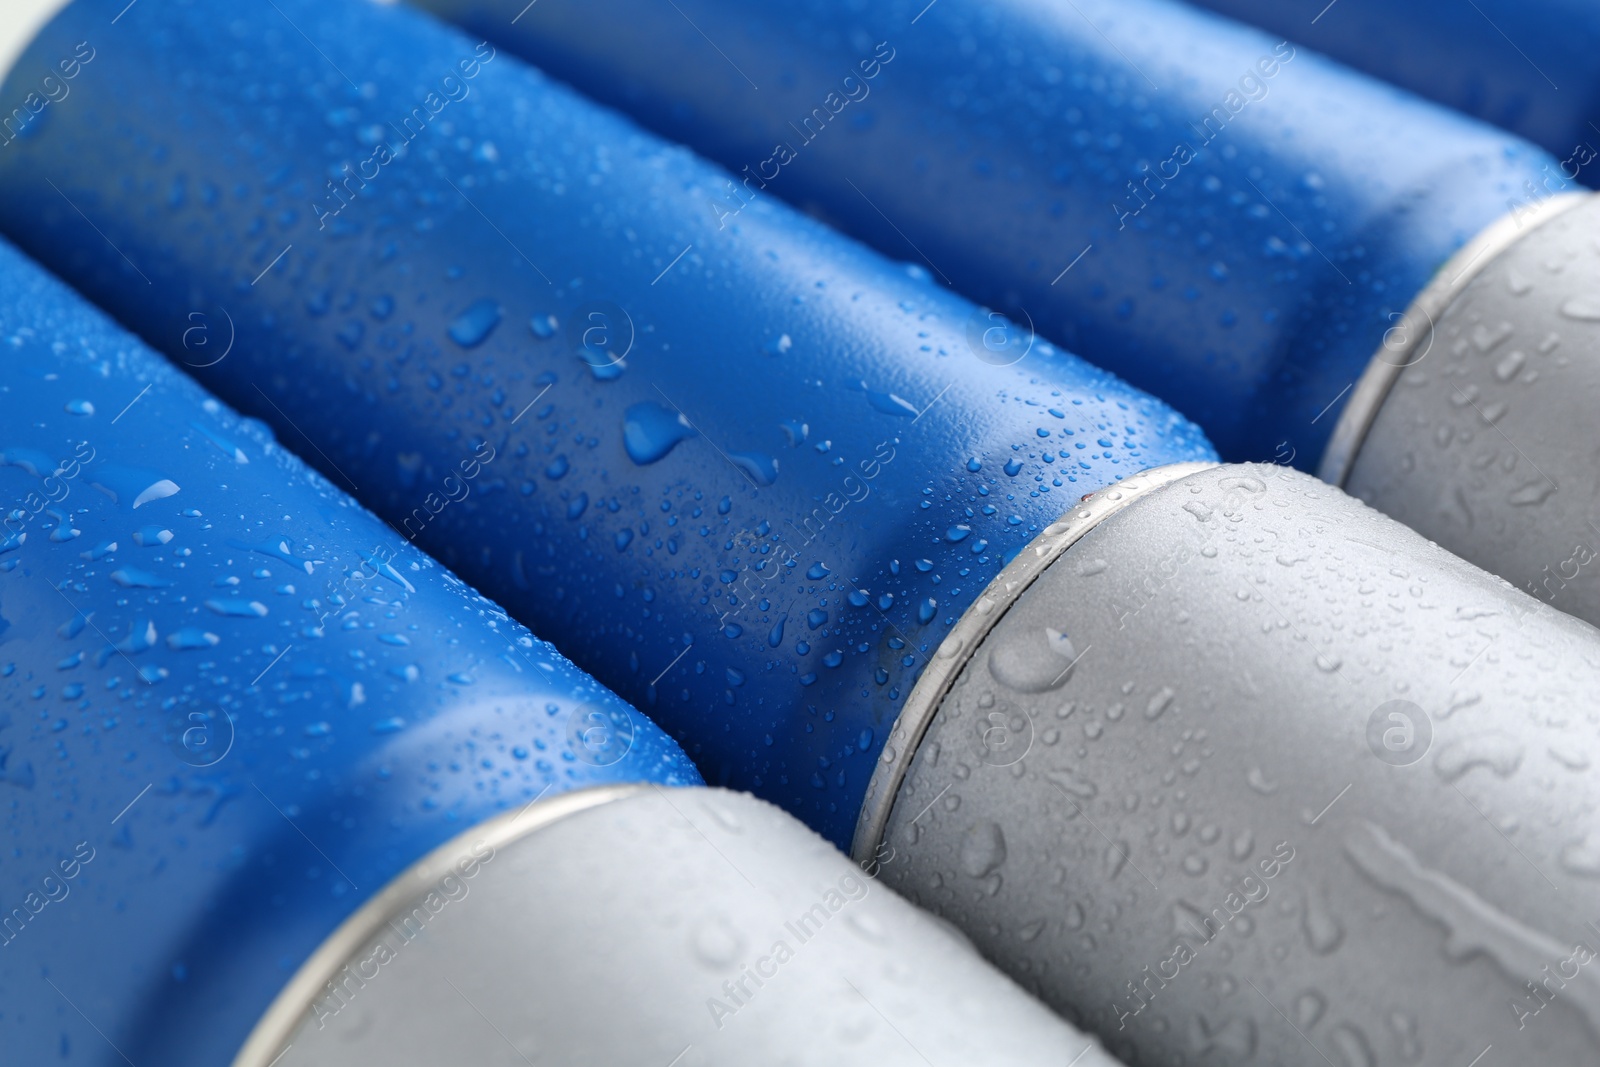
[1190,1015,1257,1059]
[46,509,79,542]
[622,402,695,465]
[988,627,1078,692]
[1433,732,1523,782]
[1508,480,1556,506]
[1559,832,1600,876]
[191,422,250,464]
[1246,767,1278,794]
[166,628,219,650]
[1301,890,1344,954]
[577,346,627,380]
[728,451,778,486]
[110,567,169,589]
[79,540,116,561]
[959,820,1006,877]
[1103,841,1129,879]
[1294,991,1326,1029]
[691,914,745,968]
[0,446,55,477]
[133,526,173,547]
[865,389,919,417]
[64,399,94,416]
[1145,686,1175,720]
[946,525,971,542]
[1559,296,1600,321]
[846,912,890,944]
[232,535,320,574]
[1327,1024,1375,1067]
[1494,350,1527,382]
[205,599,268,618]
[1046,767,1096,799]
[90,465,181,509]
[1343,819,1600,1042]
[447,298,501,347]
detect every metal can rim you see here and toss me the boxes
[1318,190,1591,487]
[847,461,1218,866]
[230,782,651,1067]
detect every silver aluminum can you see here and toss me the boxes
[235,786,1119,1067]
[857,462,1600,1065]
[1328,192,1600,632]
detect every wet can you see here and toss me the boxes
[234,785,1121,1067]
[858,461,1600,1064]
[0,0,1215,848]
[1326,195,1600,642]
[1186,0,1600,163]
[411,0,1600,632]
[411,0,1550,463]
[0,234,700,1067]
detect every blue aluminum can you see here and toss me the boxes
[0,234,699,1067]
[412,0,1600,636]
[0,0,1215,848]
[1186,0,1600,167]
[412,0,1559,465]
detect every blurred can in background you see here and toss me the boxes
[416,0,1600,633]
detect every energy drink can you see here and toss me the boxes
[1187,0,1600,163]
[861,462,1600,1064]
[235,786,1120,1067]
[0,234,699,1066]
[412,0,1600,630]
[0,0,1214,848]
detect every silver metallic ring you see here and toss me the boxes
[848,461,1217,865]
[231,783,648,1067]
[1318,191,1590,487]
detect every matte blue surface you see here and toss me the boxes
[0,0,1214,848]
[0,236,699,1067]
[415,0,1563,464]
[1189,0,1600,167]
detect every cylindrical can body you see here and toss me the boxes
[412,0,1558,464]
[0,0,1213,847]
[1187,0,1600,164]
[867,462,1600,1064]
[0,235,700,1067]
[1334,193,1600,631]
[237,786,1122,1067]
